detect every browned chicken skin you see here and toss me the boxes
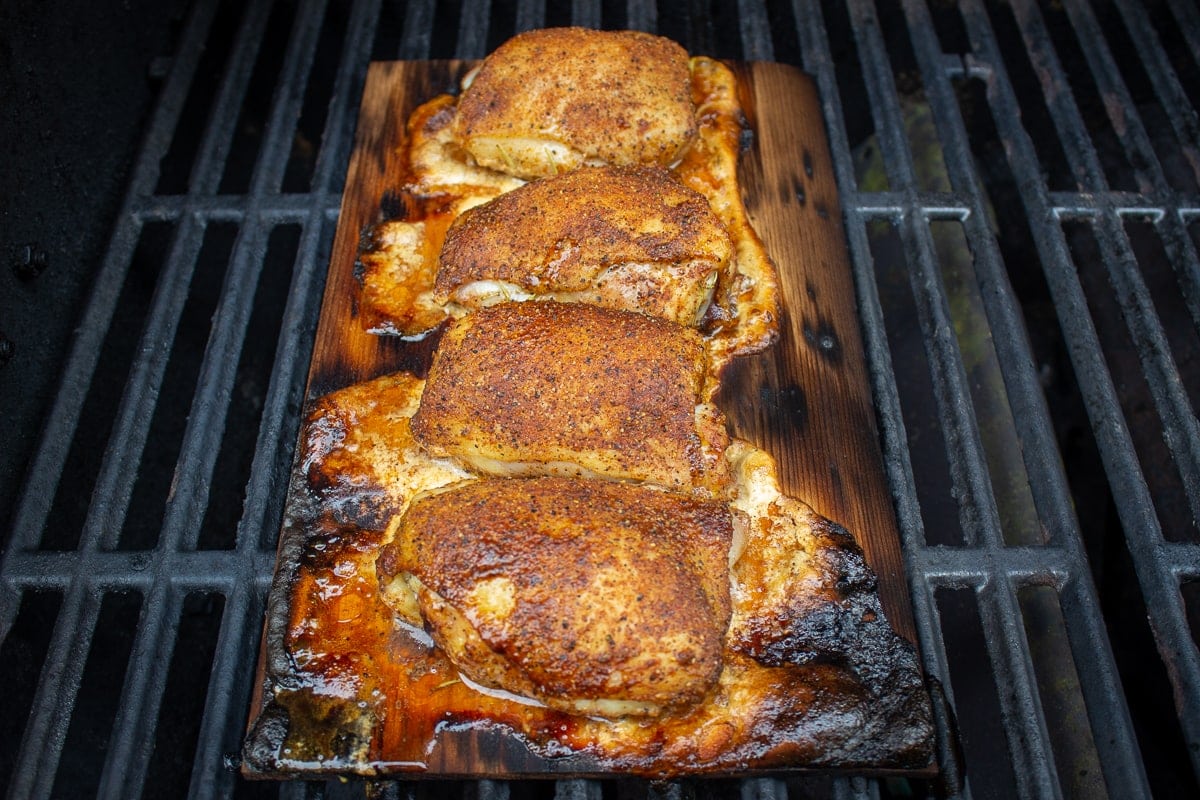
[376,476,733,717]
[354,50,779,362]
[434,165,732,327]
[410,301,730,494]
[453,28,697,179]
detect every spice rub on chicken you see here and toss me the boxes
[434,165,732,327]
[376,476,734,718]
[355,32,779,361]
[453,28,697,180]
[409,301,731,495]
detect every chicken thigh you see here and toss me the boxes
[453,28,697,179]
[409,301,730,494]
[376,476,733,717]
[434,165,731,326]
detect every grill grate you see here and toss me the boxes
[3,1,1199,798]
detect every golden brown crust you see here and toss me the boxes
[410,301,730,494]
[356,54,780,358]
[434,165,730,326]
[453,28,697,179]
[377,477,733,715]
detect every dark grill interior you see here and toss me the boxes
[2,1,1199,797]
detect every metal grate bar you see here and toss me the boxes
[89,6,336,796]
[625,0,656,33]
[850,192,971,214]
[962,0,1200,781]
[130,193,341,219]
[310,1,383,196]
[1,550,277,589]
[195,0,385,796]
[975,582,1061,799]
[1005,3,1104,191]
[572,0,602,29]
[845,0,1003,550]
[738,0,774,61]
[167,0,333,554]
[80,0,275,553]
[253,0,336,196]
[232,209,340,521]
[1111,0,1200,180]
[1169,541,1200,574]
[555,779,602,800]
[188,0,279,196]
[1088,213,1200,523]
[1058,0,1200,345]
[0,0,372,789]
[830,777,873,800]
[914,547,1072,583]
[810,0,1160,795]
[226,2,381,567]
[398,0,437,60]
[1047,193,1200,214]
[788,5,962,799]
[1023,0,1200,364]
[190,584,267,800]
[81,217,208,551]
[95,585,185,800]
[898,0,1151,791]
[516,0,547,33]
[1064,0,1198,189]
[7,585,104,800]
[477,779,510,800]
[742,777,789,800]
[779,7,949,798]
[457,0,493,59]
[1166,0,1200,67]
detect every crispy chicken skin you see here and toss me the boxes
[376,477,733,717]
[453,28,697,179]
[434,165,731,326]
[409,301,730,494]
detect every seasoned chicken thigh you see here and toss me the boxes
[453,28,697,179]
[409,301,730,494]
[434,166,731,326]
[376,476,733,717]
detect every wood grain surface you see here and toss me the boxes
[245,60,930,779]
